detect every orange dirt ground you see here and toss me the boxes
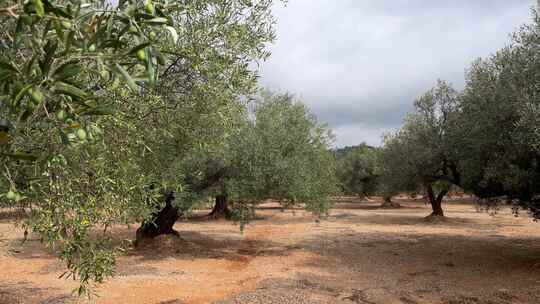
[1,198,540,304]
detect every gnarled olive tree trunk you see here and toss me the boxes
[136,192,180,242]
[425,184,447,217]
[135,169,227,242]
[208,194,232,219]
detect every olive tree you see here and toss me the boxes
[455,6,540,219]
[380,80,461,217]
[179,92,338,221]
[228,92,338,217]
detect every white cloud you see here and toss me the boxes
[332,123,396,148]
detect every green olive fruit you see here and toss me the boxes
[136,48,147,61]
[100,69,110,80]
[6,190,16,200]
[129,25,138,33]
[56,110,67,121]
[144,1,155,14]
[88,44,96,52]
[29,88,44,104]
[14,193,22,202]
[76,128,87,140]
[149,31,157,40]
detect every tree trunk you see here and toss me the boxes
[208,194,232,219]
[426,184,447,217]
[380,195,401,208]
[136,192,180,242]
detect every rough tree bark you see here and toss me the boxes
[135,169,227,242]
[136,192,180,242]
[425,184,447,217]
[208,194,232,219]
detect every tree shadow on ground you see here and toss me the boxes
[182,211,271,223]
[296,230,540,304]
[255,206,309,211]
[332,202,425,211]
[88,224,281,262]
[0,282,72,304]
[322,211,495,229]
[3,237,58,260]
[333,196,477,207]
[130,229,288,262]
[0,208,27,223]
[7,226,292,281]
[5,218,284,260]
[214,276,342,304]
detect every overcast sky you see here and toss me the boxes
[258,0,536,147]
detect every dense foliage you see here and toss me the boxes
[380,5,540,219]
[0,0,281,294]
[183,92,338,222]
[380,81,460,216]
[229,92,337,215]
[454,9,540,219]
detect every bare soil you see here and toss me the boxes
[1,198,540,304]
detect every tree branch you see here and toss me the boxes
[0,4,20,18]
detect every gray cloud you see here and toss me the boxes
[259,0,534,147]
